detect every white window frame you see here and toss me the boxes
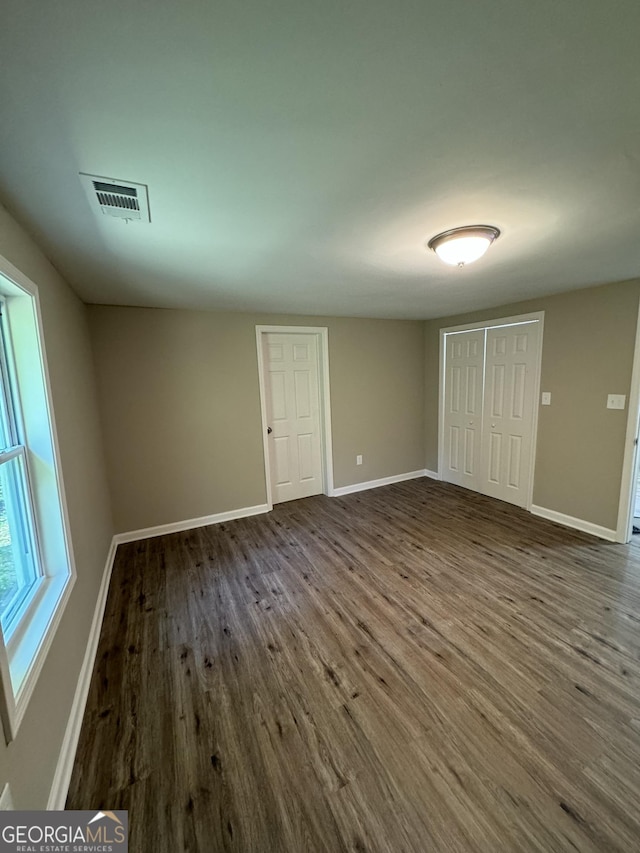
[0,305,45,635]
[0,254,76,743]
[0,450,43,633]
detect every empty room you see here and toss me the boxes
[0,1,640,851]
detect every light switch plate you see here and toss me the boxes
[607,394,626,410]
[541,392,551,405]
[356,454,363,465]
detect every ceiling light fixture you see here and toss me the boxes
[428,225,500,267]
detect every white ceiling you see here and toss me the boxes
[1,0,640,319]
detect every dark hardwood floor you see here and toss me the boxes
[67,479,640,852]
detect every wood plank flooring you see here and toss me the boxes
[67,479,640,852]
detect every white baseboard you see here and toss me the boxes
[47,537,118,810]
[330,469,427,497]
[530,505,617,542]
[114,503,271,544]
[424,469,440,480]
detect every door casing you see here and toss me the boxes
[618,299,640,542]
[256,325,334,509]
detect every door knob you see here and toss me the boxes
[267,426,273,434]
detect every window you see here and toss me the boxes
[0,305,43,636]
[0,262,75,743]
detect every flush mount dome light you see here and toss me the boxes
[428,225,500,267]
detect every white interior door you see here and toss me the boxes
[441,330,485,491]
[264,333,323,504]
[481,323,540,507]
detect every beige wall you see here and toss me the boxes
[0,205,114,807]
[425,279,640,530]
[88,307,425,533]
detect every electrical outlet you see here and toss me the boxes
[541,392,551,405]
[356,454,363,465]
[607,394,626,410]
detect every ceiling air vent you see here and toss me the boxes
[80,173,151,222]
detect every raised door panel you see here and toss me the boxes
[487,432,502,484]
[273,436,293,487]
[449,366,462,414]
[511,363,526,420]
[297,433,315,482]
[268,371,288,422]
[465,365,479,416]
[294,370,312,420]
[507,435,522,488]
[463,428,476,476]
[489,364,505,418]
[448,425,460,472]
[293,343,310,361]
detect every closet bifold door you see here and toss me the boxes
[480,323,540,507]
[441,329,485,492]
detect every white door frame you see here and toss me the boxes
[256,325,334,509]
[617,300,640,542]
[438,311,545,511]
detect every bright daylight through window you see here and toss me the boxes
[0,266,74,742]
[0,305,42,636]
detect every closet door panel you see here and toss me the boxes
[441,330,485,491]
[480,323,540,507]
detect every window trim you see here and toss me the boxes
[0,300,47,635]
[0,254,76,743]
[0,446,44,633]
